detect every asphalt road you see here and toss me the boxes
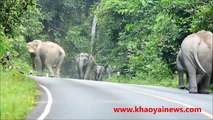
[26,77,213,120]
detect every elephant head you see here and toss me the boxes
[76,53,94,79]
[27,40,42,53]
[94,65,104,81]
[27,40,43,72]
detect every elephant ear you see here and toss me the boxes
[27,43,36,53]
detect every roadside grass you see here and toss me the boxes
[0,68,39,120]
[106,75,213,93]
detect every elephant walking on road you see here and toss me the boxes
[105,66,113,78]
[27,40,65,77]
[94,65,104,81]
[177,30,212,94]
[76,53,94,79]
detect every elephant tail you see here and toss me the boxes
[194,40,210,77]
[59,49,66,57]
[59,51,66,57]
[57,45,66,57]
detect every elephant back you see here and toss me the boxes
[43,41,65,56]
[196,30,212,48]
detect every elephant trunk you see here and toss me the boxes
[96,70,100,80]
[79,60,85,79]
[30,53,36,70]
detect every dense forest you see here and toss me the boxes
[1,0,212,83]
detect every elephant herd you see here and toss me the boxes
[26,40,109,81]
[27,30,213,94]
[75,52,107,80]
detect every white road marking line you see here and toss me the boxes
[37,84,53,120]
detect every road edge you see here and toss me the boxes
[36,84,53,120]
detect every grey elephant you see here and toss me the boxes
[76,53,94,79]
[105,66,113,78]
[27,40,65,77]
[94,65,104,81]
[177,30,212,94]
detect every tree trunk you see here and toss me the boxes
[91,5,99,54]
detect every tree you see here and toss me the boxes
[94,0,213,81]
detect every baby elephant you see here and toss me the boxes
[94,65,104,81]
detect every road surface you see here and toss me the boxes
[26,77,213,120]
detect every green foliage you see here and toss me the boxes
[0,28,13,56]
[34,0,99,68]
[0,0,35,36]
[20,4,44,40]
[190,3,213,32]
[95,0,213,84]
[0,28,33,72]
[0,2,39,118]
[0,68,39,120]
[65,26,92,56]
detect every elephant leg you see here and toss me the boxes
[35,56,43,76]
[55,62,63,77]
[55,56,64,77]
[196,74,205,84]
[84,68,89,80]
[53,67,56,76]
[55,68,60,77]
[75,65,81,79]
[97,73,100,81]
[186,70,198,93]
[96,72,100,81]
[187,72,198,93]
[84,65,92,80]
[183,56,198,93]
[186,72,189,90]
[198,75,210,94]
[78,65,85,79]
[99,73,103,81]
[79,66,85,79]
[178,70,185,89]
[99,68,104,81]
[46,65,54,77]
[177,56,185,89]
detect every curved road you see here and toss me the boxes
[26,77,213,120]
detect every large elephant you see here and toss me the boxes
[76,53,94,79]
[27,40,65,77]
[176,30,212,94]
[94,65,104,81]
